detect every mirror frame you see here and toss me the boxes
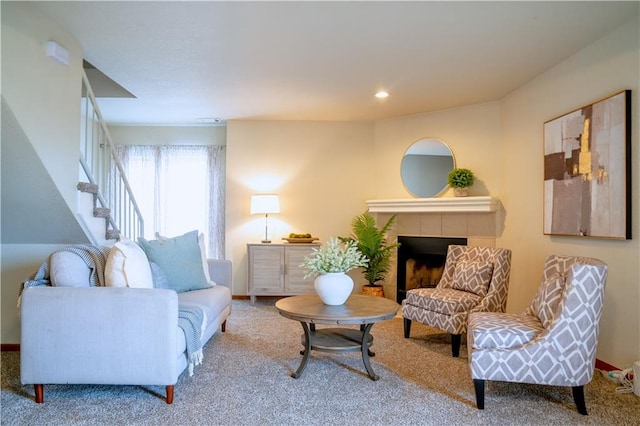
[400,137,455,198]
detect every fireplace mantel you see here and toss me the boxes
[366,196,498,213]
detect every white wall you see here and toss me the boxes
[373,101,502,199]
[1,3,85,344]
[498,18,639,368]
[1,2,83,210]
[1,245,69,344]
[226,120,374,295]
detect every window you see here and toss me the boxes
[115,145,225,259]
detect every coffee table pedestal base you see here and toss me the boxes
[292,322,379,380]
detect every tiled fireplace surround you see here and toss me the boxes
[367,196,502,302]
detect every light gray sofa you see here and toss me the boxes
[20,259,232,404]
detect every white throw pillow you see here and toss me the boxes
[105,238,153,288]
[50,251,91,287]
[198,233,214,285]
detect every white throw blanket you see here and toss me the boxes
[22,244,110,290]
[18,244,110,308]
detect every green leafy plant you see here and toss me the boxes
[341,213,400,286]
[447,168,475,188]
[300,237,368,279]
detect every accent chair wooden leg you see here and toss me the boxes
[572,386,587,415]
[451,334,461,357]
[34,384,44,403]
[473,379,485,409]
[403,318,411,338]
[166,385,174,404]
[221,320,227,332]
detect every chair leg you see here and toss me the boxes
[403,318,411,338]
[451,334,461,357]
[572,386,587,415]
[221,319,226,332]
[166,385,174,404]
[473,379,485,409]
[34,384,44,403]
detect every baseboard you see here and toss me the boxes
[595,358,619,372]
[1,344,20,352]
[231,295,285,301]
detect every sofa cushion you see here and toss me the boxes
[150,262,170,289]
[405,287,482,315]
[155,231,215,286]
[50,251,91,287]
[105,238,153,288]
[198,233,215,285]
[177,285,231,332]
[469,312,544,350]
[451,260,493,297]
[139,230,211,293]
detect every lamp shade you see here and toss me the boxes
[250,194,280,214]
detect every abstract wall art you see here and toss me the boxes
[543,90,631,239]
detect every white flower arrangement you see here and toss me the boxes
[300,237,368,279]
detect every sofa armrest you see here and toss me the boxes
[20,287,180,386]
[207,259,232,290]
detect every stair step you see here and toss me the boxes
[105,229,120,240]
[77,182,99,194]
[93,207,110,218]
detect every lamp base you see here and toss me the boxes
[261,239,272,244]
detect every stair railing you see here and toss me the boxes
[80,70,144,241]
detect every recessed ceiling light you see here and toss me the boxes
[375,91,389,99]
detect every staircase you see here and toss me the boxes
[76,182,121,240]
[78,70,143,244]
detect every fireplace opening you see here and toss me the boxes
[396,236,467,302]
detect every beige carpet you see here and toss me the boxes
[2,299,639,425]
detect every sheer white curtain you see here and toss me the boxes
[115,145,225,259]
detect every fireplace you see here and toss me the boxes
[396,236,467,302]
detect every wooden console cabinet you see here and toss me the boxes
[247,243,319,303]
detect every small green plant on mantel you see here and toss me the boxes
[341,213,400,287]
[448,168,475,196]
[448,168,475,188]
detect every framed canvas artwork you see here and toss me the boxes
[543,90,631,239]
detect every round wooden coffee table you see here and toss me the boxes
[275,294,399,380]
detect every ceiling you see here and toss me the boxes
[34,1,639,126]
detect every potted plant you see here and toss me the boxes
[341,212,400,297]
[448,168,475,197]
[300,237,368,305]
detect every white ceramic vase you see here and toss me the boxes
[314,272,354,305]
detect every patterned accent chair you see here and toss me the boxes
[468,255,607,415]
[402,245,512,357]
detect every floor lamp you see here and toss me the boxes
[250,194,280,243]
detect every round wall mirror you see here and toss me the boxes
[401,138,455,198]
